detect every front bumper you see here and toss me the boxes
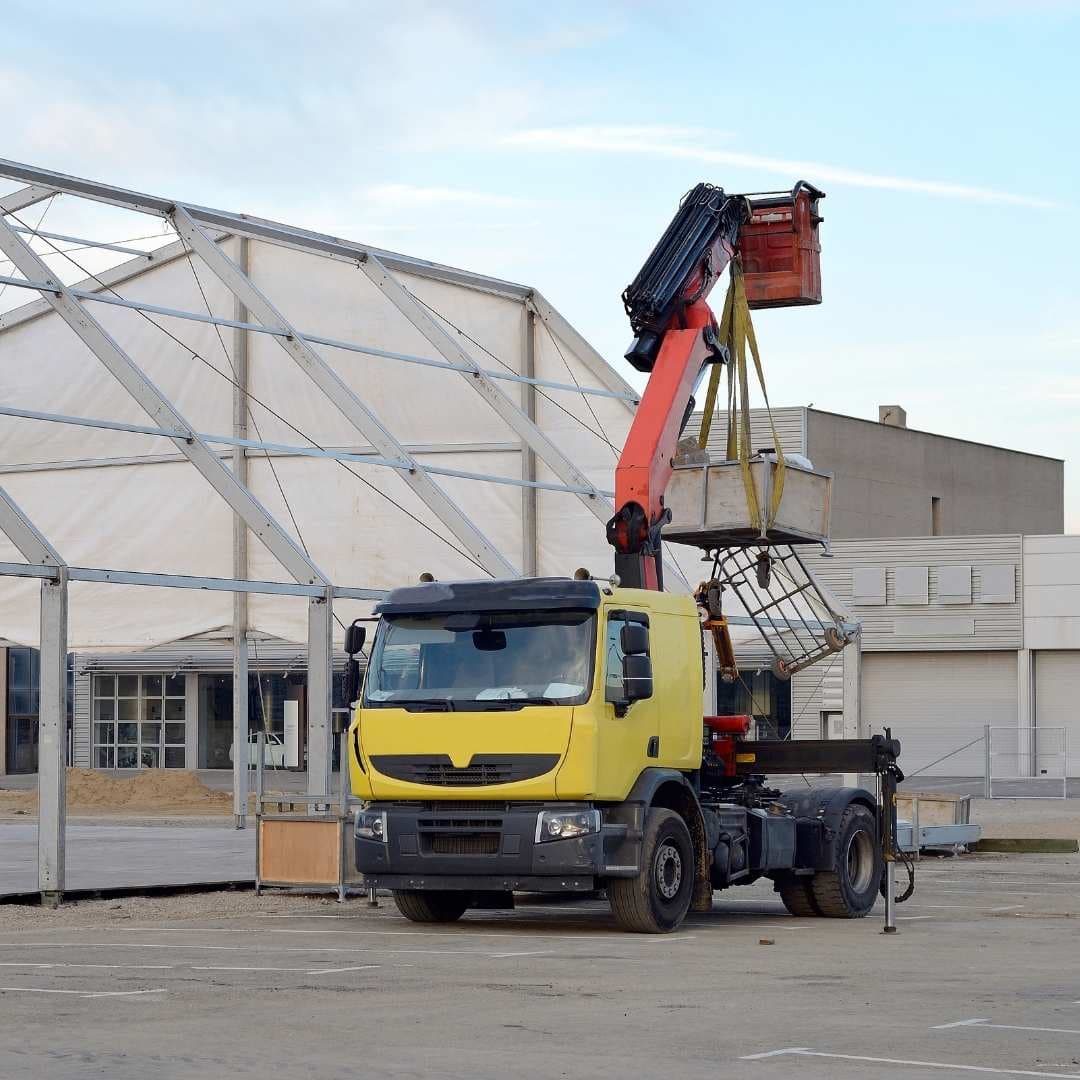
[356,802,623,893]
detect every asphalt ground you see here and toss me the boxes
[1,822,253,897]
[0,852,1076,1079]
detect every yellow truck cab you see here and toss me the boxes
[348,576,890,933]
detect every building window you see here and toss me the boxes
[931,495,942,536]
[5,648,76,774]
[6,647,39,773]
[93,673,186,769]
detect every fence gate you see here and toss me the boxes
[986,725,1067,799]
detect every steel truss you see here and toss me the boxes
[0,158,660,900]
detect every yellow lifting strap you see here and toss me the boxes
[697,257,786,533]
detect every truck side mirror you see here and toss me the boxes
[620,622,649,656]
[343,658,362,707]
[622,653,653,703]
[344,621,367,656]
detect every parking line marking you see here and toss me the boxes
[933,1018,991,1029]
[898,915,935,921]
[0,962,174,971]
[305,965,381,975]
[0,986,167,999]
[0,941,634,964]
[934,1018,1080,1036]
[739,1047,1080,1077]
[81,989,168,999]
[742,1047,810,1059]
[109,924,626,943]
[190,972,324,980]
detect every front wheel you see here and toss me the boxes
[392,889,469,923]
[608,808,694,933]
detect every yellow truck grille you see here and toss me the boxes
[370,754,559,787]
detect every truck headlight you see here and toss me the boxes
[355,809,388,842]
[535,809,600,843]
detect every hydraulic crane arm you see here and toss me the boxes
[608,185,749,590]
[608,181,823,591]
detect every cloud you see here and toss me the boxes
[521,23,620,53]
[1026,376,1080,402]
[359,184,529,211]
[504,126,1058,208]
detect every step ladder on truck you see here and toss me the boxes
[343,181,913,933]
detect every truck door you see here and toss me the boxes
[596,610,660,796]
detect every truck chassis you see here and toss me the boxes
[355,734,903,933]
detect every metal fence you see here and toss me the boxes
[985,724,1068,800]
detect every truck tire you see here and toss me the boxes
[810,804,881,917]
[778,879,819,917]
[392,889,469,923]
[608,808,694,934]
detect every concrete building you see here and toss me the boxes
[696,406,1063,538]
[786,534,1079,781]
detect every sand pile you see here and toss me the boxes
[0,768,233,816]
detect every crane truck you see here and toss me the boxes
[345,182,904,933]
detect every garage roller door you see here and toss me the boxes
[1035,651,1080,776]
[862,652,1016,776]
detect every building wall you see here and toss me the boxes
[801,535,1023,652]
[1023,535,1080,649]
[806,411,1063,539]
[73,642,351,771]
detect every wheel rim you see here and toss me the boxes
[654,841,683,901]
[846,829,874,893]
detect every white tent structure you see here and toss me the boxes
[0,160,704,900]
[0,164,672,651]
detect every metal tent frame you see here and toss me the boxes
[0,159,663,904]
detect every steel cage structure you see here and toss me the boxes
[0,159,662,903]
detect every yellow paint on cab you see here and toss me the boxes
[347,585,704,804]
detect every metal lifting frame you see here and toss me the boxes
[0,486,67,905]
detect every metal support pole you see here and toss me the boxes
[883,861,896,933]
[38,568,68,906]
[984,723,992,799]
[520,302,538,577]
[307,589,333,807]
[881,764,897,935]
[254,731,265,896]
[232,635,249,828]
[232,235,251,829]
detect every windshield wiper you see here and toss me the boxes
[371,699,455,712]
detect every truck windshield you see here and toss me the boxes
[363,610,595,709]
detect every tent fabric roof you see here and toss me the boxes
[0,206,675,648]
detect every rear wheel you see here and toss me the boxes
[392,889,469,923]
[778,879,819,917]
[608,808,694,933]
[810,804,881,917]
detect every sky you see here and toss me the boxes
[3,0,1079,527]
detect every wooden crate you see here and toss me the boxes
[665,456,832,548]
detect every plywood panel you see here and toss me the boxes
[259,818,341,885]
